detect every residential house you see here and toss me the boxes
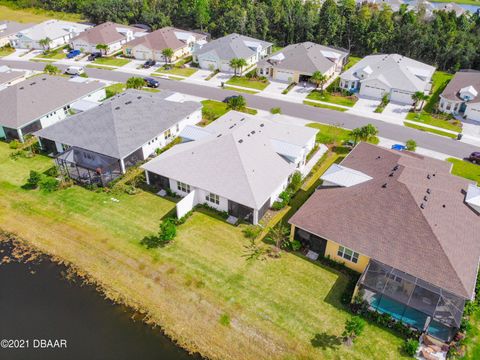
[142,111,320,224]
[0,75,105,142]
[0,66,27,89]
[35,90,202,186]
[439,70,480,122]
[123,26,207,61]
[0,21,34,47]
[339,54,435,104]
[436,2,467,16]
[289,142,480,342]
[193,33,272,74]
[257,42,348,83]
[356,0,405,12]
[70,21,147,55]
[11,20,91,50]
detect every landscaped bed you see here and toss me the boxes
[0,141,411,360]
[406,112,462,132]
[307,90,357,107]
[226,75,269,91]
[447,158,480,184]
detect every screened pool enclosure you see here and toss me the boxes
[357,260,465,342]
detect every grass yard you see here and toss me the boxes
[303,100,348,112]
[447,158,480,184]
[307,90,357,107]
[201,100,257,126]
[155,66,197,78]
[104,83,126,98]
[226,76,269,91]
[34,47,67,60]
[0,46,14,57]
[0,3,83,23]
[94,57,131,67]
[307,123,352,144]
[0,141,410,359]
[424,71,453,113]
[271,45,284,53]
[223,86,259,94]
[404,122,457,139]
[86,64,115,70]
[344,56,361,70]
[406,112,462,133]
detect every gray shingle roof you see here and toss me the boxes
[16,20,90,41]
[0,21,35,39]
[194,33,272,61]
[0,69,26,86]
[142,111,316,209]
[0,75,104,129]
[289,142,480,299]
[124,26,205,52]
[35,90,202,159]
[258,42,348,75]
[71,21,145,45]
[440,70,480,103]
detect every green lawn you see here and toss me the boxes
[447,158,480,184]
[34,48,67,60]
[0,141,410,359]
[0,3,83,22]
[0,46,14,57]
[303,100,348,112]
[404,122,457,139]
[307,123,352,144]
[271,45,284,53]
[201,100,256,125]
[223,86,258,94]
[424,71,453,113]
[104,83,126,98]
[86,64,115,70]
[307,90,357,107]
[226,76,269,91]
[154,67,197,77]
[94,57,130,67]
[406,112,461,132]
[344,56,361,70]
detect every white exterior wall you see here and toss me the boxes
[71,40,124,54]
[439,97,463,114]
[83,88,106,103]
[359,79,389,99]
[269,176,290,207]
[340,78,359,91]
[465,102,480,122]
[390,89,415,104]
[39,107,69,128]
[195,188,229,212]
[176,190,198,218]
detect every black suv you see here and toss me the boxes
[144,77,159,88]
[468,152,480,164]
[88,52,102,61]
[143,59,156,68]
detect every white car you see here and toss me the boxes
[65,66,85,76]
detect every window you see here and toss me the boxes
[176,124,179,132]
[206,192,219,205]
[164,129,172,140]
[177,181,190,193]
[337,246,359,263]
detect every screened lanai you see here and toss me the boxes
[357,260,465,342]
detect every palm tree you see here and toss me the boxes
[229,58,240,76]
[38,37,51,52]
[236,58,248,76]
[95,43,109,55]
[411,91,423,112]
[310,71,328,92]
[419,93,430,111]
[161,48,174,64]
[44,64,60,75]
[226,95,247,110]
[126,77,146,89]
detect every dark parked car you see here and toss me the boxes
[143,59,156,68]
[468,152,480,164]
[223,95,241,103]
[67,49,81,59]
[144,77,159,88]
[88,52,102,61]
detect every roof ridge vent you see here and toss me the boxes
[125,101,132,105]
[115,106,120,110]
[382,183,387,188]
[427,174,431,179]
[426,188,431,194]
[389,172,394,177]
[238,139,243,143]
[420,203,425,209]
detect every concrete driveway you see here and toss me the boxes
[350,97,381,114]
[289,83,315,101]
[188,68,214,82]
[261,80,289,95]
[383,102,412,120]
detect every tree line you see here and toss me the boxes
[12,0,480,71]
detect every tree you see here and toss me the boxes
[236,58,248,76]
[38,37,51,52]
[161,47,174,64]
[351,124,378,144]
[126,77,145,89]
[411,91,423,112]
[95,43,108,55]
[141,218,177,248]
[44,64,60,75]
[310,71,328,91]
[266,223,289,253]
[342,316,365,345]
[226,95,246,110]
[195,0,210,32]
[406,139,417,151]
[317,0,342,46]
[229,58,240,76]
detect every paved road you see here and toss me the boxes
[3,59,479,158]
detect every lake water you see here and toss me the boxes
[0,242,200,360]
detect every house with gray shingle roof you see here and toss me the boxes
[193,33,272,74]
[0,21,35,47]
[70,21,147,55]
[142,111,320,224]
[0,75,105,142]
[35,90,202,186]
[256,42,348,83]
[289,142,480,342]
[0,66,27,88]
[11,20,91,50]
[340,54,435,104]
[439,70,480,122]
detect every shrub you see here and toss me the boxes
[406,139,417,151]
[39,176,59,192]
[126,76,146,89]
[44,166,59,178]
[242,225,262,239]
[342,316,366,344]
[27,170,42,189]
[402,338,419,357]
[219,314,231,326]
[44,64,60,75]
[9,140,20,149]
[270,107,281,114]
[288,171,302,193]
[159,218,177,242]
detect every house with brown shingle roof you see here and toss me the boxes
[70,22,147,55]
[122,27,207,62]
[289,142,480,342]
[439,70,480,122]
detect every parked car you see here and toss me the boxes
[88,52,102,61]
[343,140,355,149]
[144,77,159,88]
[468,152,480,164]
[66,49,81,59]
[223,95,241,103]
[143,59,156,68]
[391,144,406,151]
[65,66,85,76]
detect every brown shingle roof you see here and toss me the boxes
[289,142,480,299]
[71,21,144,45]
[124,26,204,52]
[440,70,480,103]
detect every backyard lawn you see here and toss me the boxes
[344,56,361,70]
[0,3,83,22]
[307,90,358,107]
[94,57,131,67]
[447,158,480,184]
[226,76,269,91]
[0,141,411,360]
[406,112,461,133]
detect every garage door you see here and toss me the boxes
[360,84,387,99]
[199,59,217,71]
[275,70,294,83]
[390,90,415,104]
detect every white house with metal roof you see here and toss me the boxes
[339,54,435,104]
[11,20,91,50]
[193,33,272,74]
[0,75,105,142]
[142,111,319,224]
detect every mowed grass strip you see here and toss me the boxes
[447,157,480,185]
[403,122,457,138]
[0,141,411,359]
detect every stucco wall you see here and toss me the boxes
[324,239,370,273]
